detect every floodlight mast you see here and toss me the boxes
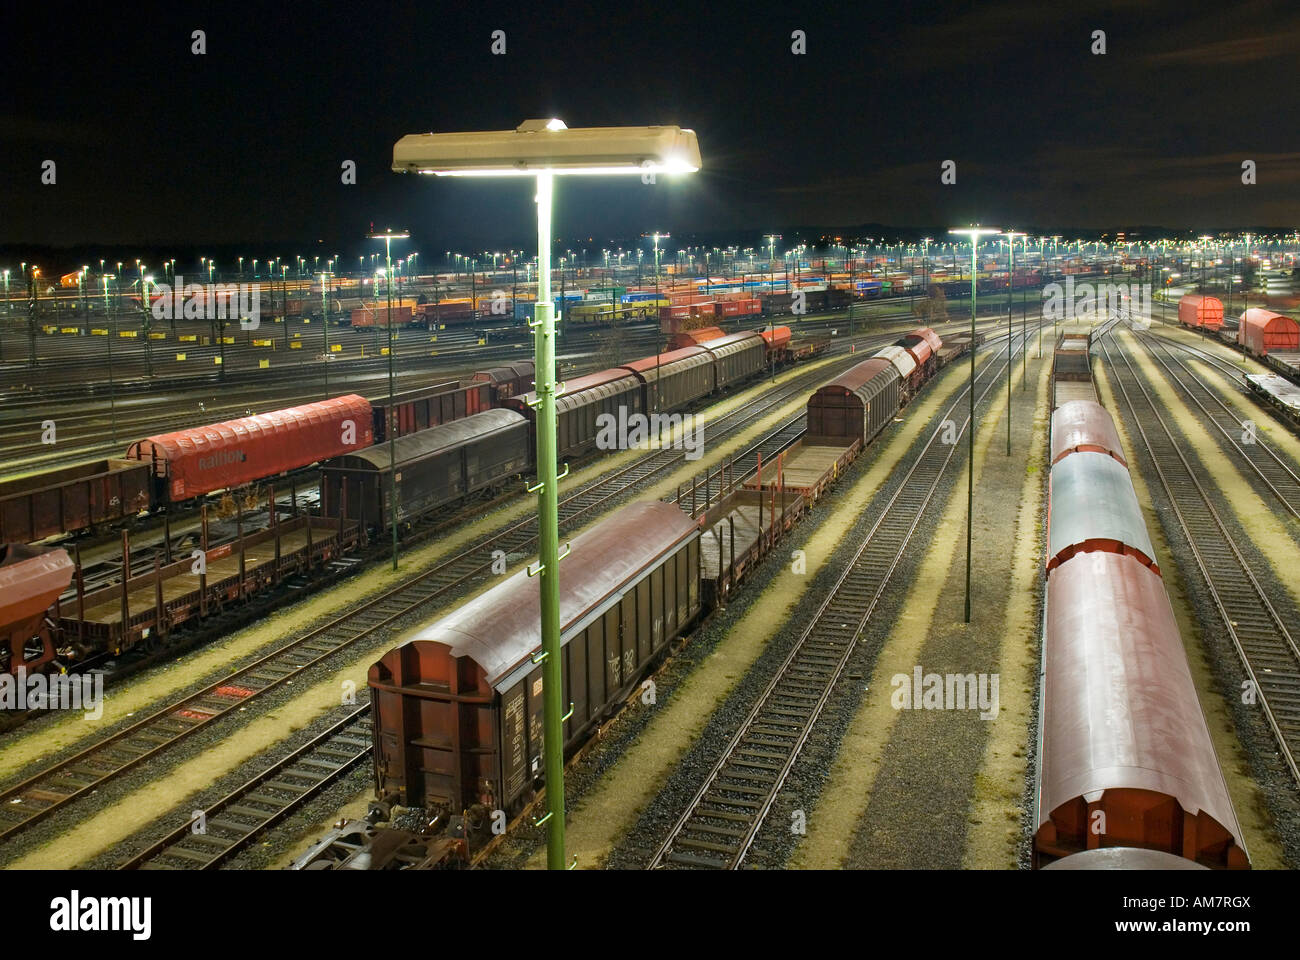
[948,226,1000,625]
[394,119,699,871]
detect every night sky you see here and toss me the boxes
[4,0,1298,256]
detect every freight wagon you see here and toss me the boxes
[504,368,646,463]
[1051,334,1095,408]
[321,410,530,530]
[0,459,151,543]
[1178,294,1224,331]
[372,381,494,442]
[126,395,375,502]
[0,544,74,673]
[1238,308,1299,358]
[806,356,902,448]
[1036,398,1249,869]
[350,303,419,328]
[619,347,714,413]
[468,362,535,401]
[368,501,701,817]
[700,331,766,390]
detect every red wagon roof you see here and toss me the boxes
[620,346,709,373]
[1039,552,1247,867]
[374,502,698,690]
[1050,399,1127,467]
[1238,308,1299,355]
[127,394,374,500]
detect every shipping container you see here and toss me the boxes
[350,302,418,328]
[127,395,374,502]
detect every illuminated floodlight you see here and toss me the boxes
[393,117,699,873]
[393,119,700,177]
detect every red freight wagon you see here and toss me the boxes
[127,395,375,502]
[1178,294,1224,330]
[373,382,493,441]
[351,304,416,328]
[1238,308,1299,357]
[1036,551,1248,869]
[0,544,74,673]
[760,325,792,351]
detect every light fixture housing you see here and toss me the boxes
[392,119,701,177]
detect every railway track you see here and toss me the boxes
[0,339,902,845]
[647,330,1027,869]
[118,706,371,870]
[1097,332,1300,787]
[1135,332,1300,521]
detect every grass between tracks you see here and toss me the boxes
[787,356,1007,869]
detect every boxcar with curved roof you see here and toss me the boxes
[367,501,700,815]
[1047,451,1157,574]
[874,344,917,384]
[126,395,374,502]
[1050,399,1126,467]
[1238,308,1299,357]
[806,358,901,447]
[620,346,713,413]
[504,368,645,462]
[1178,294,1224,331]
[320,409,529,529]
[701,331,766,390]
[1035,551,1249,869]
